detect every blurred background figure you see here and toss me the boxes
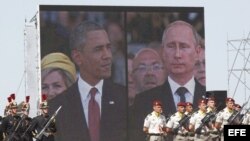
[132,48,166,94]
[106,22,126,86]
[234,103,242,112]
[127,53,137,106]
[194,38,205,86]
[41,52,77,100]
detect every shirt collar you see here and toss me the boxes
[78,76,103,100]
[168,76,195,95]
[198,110,206,115]
[153,111,160,117]
[226,107,233,113]
[177,112,183,118]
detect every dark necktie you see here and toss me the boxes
[176,87,188,103]
[88,87,100,141]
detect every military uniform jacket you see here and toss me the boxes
[20,116,33,141]
[242,112,250,125]
[144,111,166,134]
[166,112,187,134]
[29,114,56,141]
[189,110,209,134]
[1,114,22,139]
[216,107,234,130]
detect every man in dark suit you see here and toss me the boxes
[48,21,127,141]
[129,20,206,141]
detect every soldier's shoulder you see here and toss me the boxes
[216,110,224,117]
[170,113,177,118]
[146,113,152,118]
[219,109,225,114]
[193,111,199,114]
[191,111,198,117]
[160,114,166,119]
[145,114,152,120]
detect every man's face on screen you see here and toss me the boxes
[162,24,199,78]
[76,30,112,84]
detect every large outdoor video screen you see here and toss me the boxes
[39,5,205,141]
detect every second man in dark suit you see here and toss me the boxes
[130,20,206,141]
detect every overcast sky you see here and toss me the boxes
[1,0,250,115]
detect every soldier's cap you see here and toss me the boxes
[22,96,30,110]
[226,97,235,103]
[40,94,49,109]
[41,52,76,81]
[185,102,193,107]
[207,96,215,101]
[10,93,15,101]
[198,99,207,105]
[234,104,241,109]
[25,96,30,103]
[177,102,186,107]
[152,100,162,107]
[7,96,12,103]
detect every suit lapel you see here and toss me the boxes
[100,80,113,130]
[162,80,177,115]
[193,80,206,108]
[67,83,90,140]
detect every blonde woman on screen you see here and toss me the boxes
[41,52,76,100]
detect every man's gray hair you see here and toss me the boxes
[70,21,104,50]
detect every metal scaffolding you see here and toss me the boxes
[227,32,250,108]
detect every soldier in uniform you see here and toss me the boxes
[4,96,13,117]
[242,112,250,125]
[29,94,56,141]
[166,102,188,141]
[215,97,235,141]
[143,100,167,141]
[206,97,219,141]
[185,102,193,116]
[1,96,12,140]
[189,99,210,141]
[1,94,22,141]
[206,97,216,113]
[20,96,33,141]
[234,104,244,124]
[234,104,241,112]
[185,102,195,141]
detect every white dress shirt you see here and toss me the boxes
[168,76,195,109]
[78,76,103,127]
